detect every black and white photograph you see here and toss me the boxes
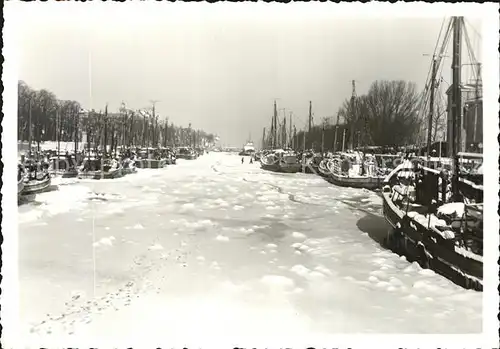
[2,2,499,348]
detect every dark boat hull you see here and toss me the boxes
[324,173,383,190]
[22,176,51,194]
[135,159,167,168]
[382,188,483,291]
[78,169,123,180]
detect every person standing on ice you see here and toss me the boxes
[241,157,244,164]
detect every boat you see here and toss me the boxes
[78,157,123,179]
[238,141,256,156]
[176,147,197,160]
[381,158,483,290]
[320,152,385,190]
[260,149,301,173]
[382,16,483,291]
[22,169,51,195]
[134,148,167,168]
[48,154,79,178]
[120,158,137,175]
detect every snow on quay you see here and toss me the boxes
[18,152,481,343]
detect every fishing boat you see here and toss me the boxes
[260,149,301,173]
[134,148,167,168]
[238,141,256,156]
[320,152,385,190]
[382,157,483,290]
[22,161,52,194]
[48,154,79,178]
[120,157,137,175]
[176,147,197,160]
[382,17,483,290]
[78,157,123,179]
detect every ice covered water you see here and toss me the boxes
[19,153,481,341]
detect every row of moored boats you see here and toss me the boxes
[18,146,203,198]
[257,148,484,291]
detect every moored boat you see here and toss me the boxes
[320,153,385,190]
[78,157,123,180]
[176,147,197,160]
[381,159,483,290]
[134,148,167,168]
[260,149,301,173]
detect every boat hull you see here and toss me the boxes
[325,173,383,190]
[22,176,51,195]
[18,179,25,195]
[78,169,123,180]
[50,169,79,178]
[135,159,167,168]
[381,177,483,291]
[176,154,197,160]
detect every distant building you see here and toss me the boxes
[445,83,482,156]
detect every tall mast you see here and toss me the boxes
[74,108,79,156]
[104,104,108,155]
[273,100,278,149]
[262,127,266,149]
[283,114,286,149]
[289,112,292,148]
[308,101,312,134]
[427,57,437,159]
[451,16,463,199]
[28,98,32,158]
[333,112,339,152]
[56,105,60,157]
[349,80,356,150]
[321,120,325,154]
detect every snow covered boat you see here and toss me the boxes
[381,160,483,291]
[320,154,385,190]
[238,141,256,156]
[134,148,167,168]
[22,172,51,195]
[176,147,197,160]
[78,157,123,180]
[260,151,280,172]
[260,149,300,173]
[120,158,137,175]
[48,156,79,178]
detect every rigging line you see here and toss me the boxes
[464,18,482,40]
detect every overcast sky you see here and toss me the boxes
[12,4,482,146]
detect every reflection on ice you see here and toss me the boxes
[19,153,481,340]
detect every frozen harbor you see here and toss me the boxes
[19,152,481,341]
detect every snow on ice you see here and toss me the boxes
[18,152,482,342]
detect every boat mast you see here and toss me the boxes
[349,80,356,151]
[451,16,463,199]
[293,125,296,150]
[74,108,79,156]
[273,100,278,149]
[321,120,325,154]
[333,112,339,153]
[308,101,312,149]
[283,113,286,149]
[427,56,437,160]
[262,127,266,149]
[56,105,60,157]
[104,104,108,156]
[26,98,33,159]
[289,112,292,148]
